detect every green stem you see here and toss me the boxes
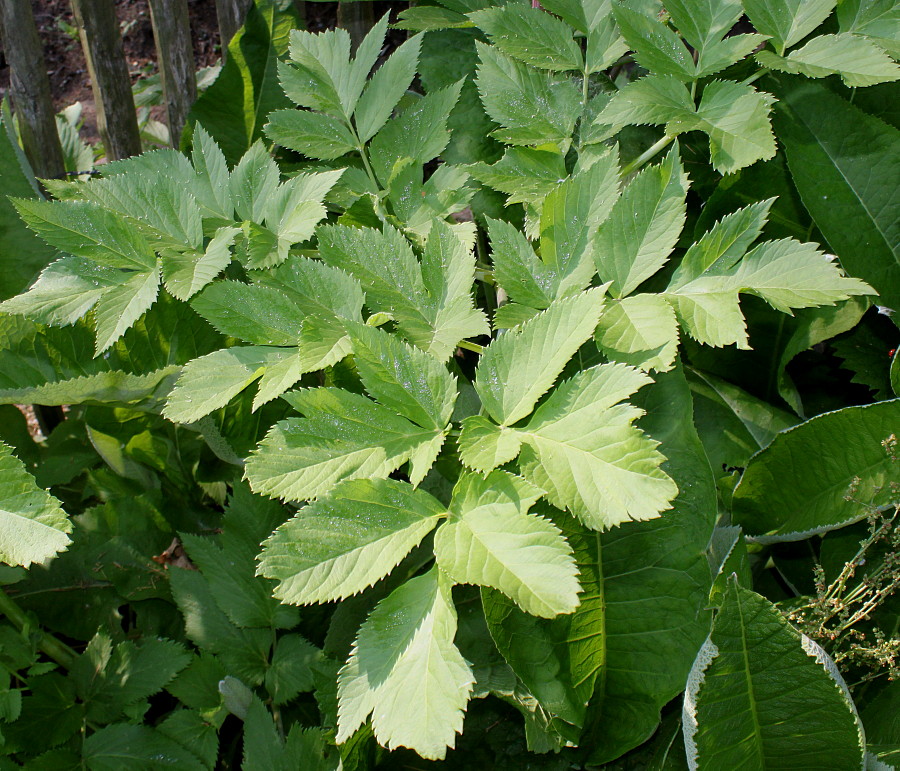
[0,586,77,669]
[741,69,767,87]
[619,134,675,178]
[458,340,485,354]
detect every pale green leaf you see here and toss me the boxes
[354,34,423,142]
[75,166,203,250]
[164,346,294,423]
[612,1,695,81]
[757,33,900,87]
[742,0,837,52]
[665,0,744,52]
[668,199,773,290]
[348,323,457,431]
[487,217,555,309]
[229,142,280,223]
[161,226,240,301]
[474,288,607,425]
[467,146,567,207]
[0,256,127,327]
[595,74,698,134]
[318,222,487,361]
[253,254,364,331]
[484,365,717,748]
[586,14,629,73]
[475,42,581,147]
[369,81,464,184]
[92,268,160,353]
[665,0,764,76]
[667,238,874,349]
[458,415,523,473]
[838,0,900,57]
[252,324,352,410]
[594,293,680,372]
[283,25,364,119]
[264,110,358,161]
[684,580,864,769]
[517,363,678,529]
[539,153,620,299]
[434,471,579,617]
[245,388,441,502]
[0,441,71,567]
[191,281,301,345]
[337,569,474,760]
[725,238,875,312]
[469,5,583,71]
[594,146,688,298]
[12,198,157,271]
[696,80,777,175]
[258,478,445,604]
[732,399,900,542]
[190,125,231,218]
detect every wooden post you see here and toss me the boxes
[337,1,375,53]
[148,0,196,145]
[215,0,253,57]
[70,0,142,160]
[0,0,66,179]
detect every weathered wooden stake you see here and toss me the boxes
[215,0,252,57]
[70,0,142,160]
[0,0,66,179]
[148,0,196,145]
[337,1,375,53]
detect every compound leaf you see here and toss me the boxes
[245,388,441,501]
[434,471,579,617]
[517,363,678,529]
[337,569,474,760]
[594,147,688,298]
[258,478,445,605]
[742,0,837,52]
[758,33,900,87]
[470,5,583,71]
[474,288,606,425]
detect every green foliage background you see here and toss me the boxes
[0,0,898,767]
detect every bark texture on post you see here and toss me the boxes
[70,0,142,160]
[148,0,196,146]
[215,0,253,56]
[337,1,375,53]
[0,0,66,179]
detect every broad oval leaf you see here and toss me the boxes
[683,579,865,770]
[732,399,900,542]
[258,478,445,604]
[773,80,900,311]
